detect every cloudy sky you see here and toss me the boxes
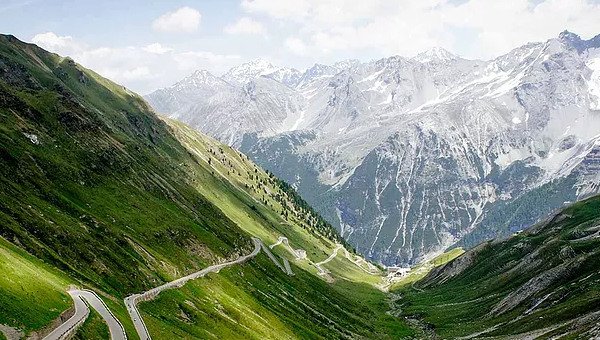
[2,0,600,94]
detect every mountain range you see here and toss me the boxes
[2,32,600,339]
[146,30,600,266]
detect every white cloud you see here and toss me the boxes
[120,66,152,81]
[241,0,600,59]
[28,32,239,94]
[444,0,600,58]
[285,37,308,55]
[142,43,172,54]
[224,17,266,35]
[241,0,311,19]
[32,32,81,55]
[152,7,201,33]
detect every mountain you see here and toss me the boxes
[220,58,304,88]
[3,32,600,340]
[0,34,407,339]
[221,58,278,85]
[412,46,458,63]
[264,66,303,87]
[398,195,600,338]
[146,31,600,266]
[147,69,230,115]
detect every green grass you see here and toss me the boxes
[0,236,72,333]
[389,247,464,290]
[73,307,110,340]
[0,33,392,339]
[322,252,383,285]
[165,119,342,262]
[165,119,383,280]
[140,253,412,339]
[396,195,600,338]
[0,33,250,297]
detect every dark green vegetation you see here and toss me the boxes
[0,34,403,339]
[268,172,352,249]
[73,308,110,340]
[0,33,251,298]
[397,195,600,338]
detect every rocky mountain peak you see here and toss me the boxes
[558,30,600,53]
[222,58,278,85]
[333,59,360,71]
[414,47,458,63]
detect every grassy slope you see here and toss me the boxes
[0,34,405,339]
[0,236,72,333]
[397,195,600,338]
[0,33,251,299]
[388,247,464,291]
[73,307,110,340]
[129,121,407,339]
[164,118,381,280]
[140,254,411,339]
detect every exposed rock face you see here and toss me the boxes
[146,32,600,265]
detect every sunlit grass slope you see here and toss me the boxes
[0,236,72,333]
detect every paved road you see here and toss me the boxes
[260,241,286,272]
[272,236,376,276]
[282,258,294,276]
[43,237,373,340]
[315,245,343,275]
[343,249,380,274]
[44,289,127,340]
[270,236,307,260]
[125,237,263,340]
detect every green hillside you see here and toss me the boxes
[2,32,599,340]
[396,195,600,338]
[0,34,401,339]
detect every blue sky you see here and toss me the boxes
[2,0,600,94]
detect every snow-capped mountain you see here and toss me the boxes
[412,47,458,63]
[221,58,277,85]
[146,69,230,116]
[220,58,303,87]
[264,67,303,87]
[145,31,600,266]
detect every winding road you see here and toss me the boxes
[45,236,372,340]
[43,289,127,340]
[270,236,307,260]
[315,245,343,275]
[125,237,295,340]
[342,248,380,274]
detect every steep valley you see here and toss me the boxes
[1,31,600,340]
[0,34,404,339]
[147,31,600,266]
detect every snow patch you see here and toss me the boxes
[586,57,600,110]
